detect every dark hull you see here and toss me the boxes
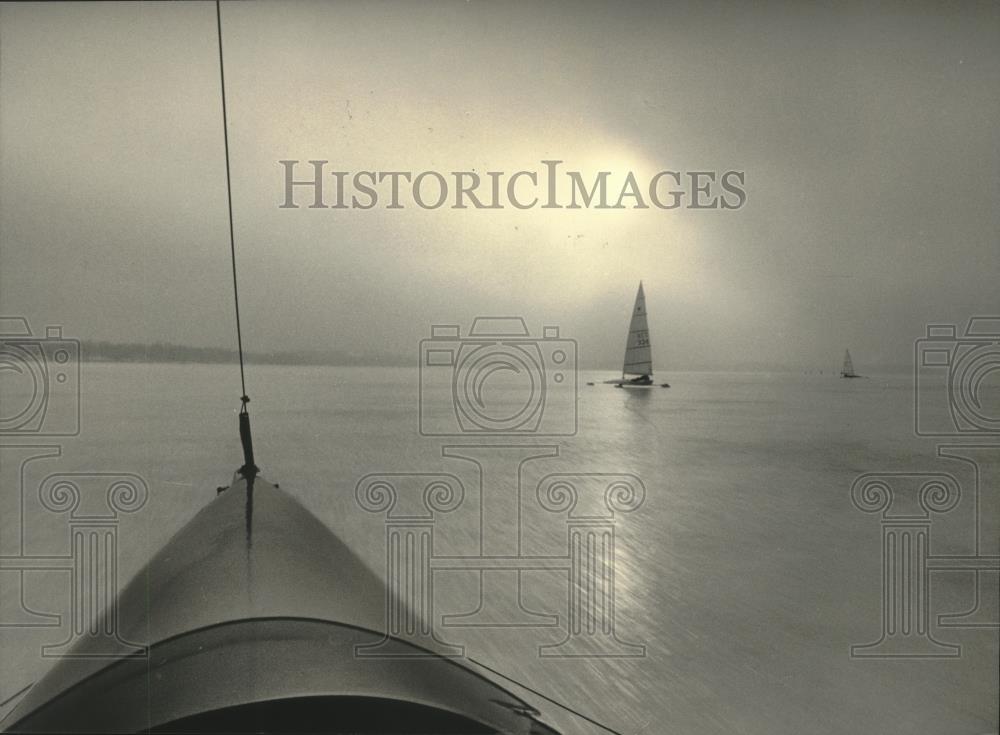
[605,375,668,388]
[4,478,557,734]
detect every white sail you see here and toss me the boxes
[841,349,856,377]
[622,282,653,377]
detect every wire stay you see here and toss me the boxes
[216,0,258,478]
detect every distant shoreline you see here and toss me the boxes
[77,342,911,374]
[79,341,410,368]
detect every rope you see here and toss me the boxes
[216,0,258,478]
[215,0,248,410]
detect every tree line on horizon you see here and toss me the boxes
[79,340,410,367]
[78,340,910,373]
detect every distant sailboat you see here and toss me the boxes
[840,349,861,378]
[605,282,670,388]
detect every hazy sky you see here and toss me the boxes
[1,0,997,369]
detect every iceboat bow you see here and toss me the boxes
[3,477,558,734]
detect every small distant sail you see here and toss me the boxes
[623,282,653,378]
[841,349,859,378]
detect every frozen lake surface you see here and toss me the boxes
[1,363,996,734]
